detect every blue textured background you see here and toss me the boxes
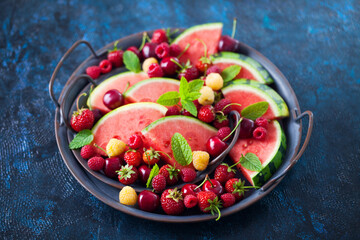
[1,0,359,239]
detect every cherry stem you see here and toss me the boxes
[231,18,237,39]
[139,32,147,51]
[157,151,172,161]
[215,206,221,221]
[170,58,184,69]
[93,143,110,158]
[76,93,87,112]
[194,174,209,190]
[222,117,243,142]
[196,38,208,58]
[215,111,225,116]
[123,82,130,94]
[222,103,242,113]
[177,43,190,59]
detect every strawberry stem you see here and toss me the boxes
[76,93,87,112]
[222,117,243,142]
[215,205,221,221]
[177,43,190,59]
[222,103,242,113]
[231,18,237,39]
[93,143,110,158]
[196,38,208,58]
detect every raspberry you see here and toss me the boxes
[147,63,164,78]
[192,151,210,171]
[142,57,158,73]
[86,66,101,79]
[221,193,235,208]
[119,186,137,206]
[184,194,198,208]
[152,174,166,192]
[178,66,200,81]
[80,145,97,160]
[152,29,168,44]
[253,127,267,140]
[217,127,231,140]
[213,115,229,129]
[180,168,196,183]
[205,73,223,90]
[165,106,180,116]
[206,65,221,75]
[91,109,103,123]
[214,98,232,115]
[127,133,143,149]
[107,50,124,67]
[99,59,112,74]
[124,150,141,167]
[88,156,105,171]
[106,138,127,157]
[159,164,180,185]
[181,109,192,116]
[169,43,182,57]
[155,42,170,59]
[70,108,94,132]
[198,105,215,123]
[255,117,269,128]
[198,86,215,106]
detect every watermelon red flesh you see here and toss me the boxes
[173,23,222,65]
[91,103,167,155]
[87,72,149,114]
[142,116,217,169]
[214,62,256,80]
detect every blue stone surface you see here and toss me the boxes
[0,0,359,239]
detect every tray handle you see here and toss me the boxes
[49,40,99,108]
[260,110,314,192]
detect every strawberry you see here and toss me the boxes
[116,164,138,185]
[80,145,97,160]
[152,174,166,192]
[196,39,212,72]
[127,133,143,149]
[124,150,141,167]
[214,98,232,115]
[142,147,161,165]
[86,66,101,79]
[197,191,222,220]
[87,156,105,171]
[198,105,215,123]
[159,164,180,185]
[225,178,250,201]
[217,127,232,140]
[70,94,94,132]
[180,168,196,183]
[184,194,198,208]
[220,193,235,208]
[107,41,124,67]
[152,29,168,44]
[214,163,237,185]
[161,188,184,215]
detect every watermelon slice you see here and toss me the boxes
[222,79,289,119]
[141,116,217,168]
[229,120,286,187]
[91,102,167,155]
[173,23,223,65]
[212,52,274,84]
[87,71,149,114]
[124,78,180,103]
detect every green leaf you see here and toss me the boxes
[221,65,242,83]
[186,92,201,101]
[123,51,141,73]
[146,164,160,188]
[179,77,189,98]
[239,153,262,172]
[188,80,204,93]
[181,99,197,117]
[69,130,94,149]
[156,91,180,106]
[171,133,193,166]
[241,101,269,120]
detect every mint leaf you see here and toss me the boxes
[221,65,241,83]
[179,77,189,98]
[171,133,192,166]
[181,99,197,117]
[241,101,269,120]
[239,153,262,172]
[123,51,141,73]
[186,92,201,101]
[156,91,180,106]
[69,130,94,149]
[188,80,204,93]
[146,163,159,188]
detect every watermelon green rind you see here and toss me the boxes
[250,120,286,187]
[212,52,274,84]
[173,23,223,44]
[123,78,180,98]
[222,79,289,118]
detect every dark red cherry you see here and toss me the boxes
[141,42,158,59]
[104,157,121,178]
[239,118,255,139]
[103,89,124,110]
[160,57,180,76]
[138,165,151,184]
[138,190,160,212]
[218,35,240,52]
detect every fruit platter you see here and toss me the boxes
[50,22,313,222]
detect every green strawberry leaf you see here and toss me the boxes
[181,99,197,117]
[179,77,189,99]
[221,65,242,83]
[240,101,269,120]
[146,163,160,188]
[156,91,180,106]
[69,130,94,149]
[171,133,192,166]
[239,153,262,172]
[123,50,141,73]
[188,80,204,93]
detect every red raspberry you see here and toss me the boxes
[221,193,235,208]
[181,109,192,117]
[152,29,168,44]
[87,156,105,171]
[180,168,196,183]
[86,66,101,79]
[198,105,215,123]
[124,150,141,167]
[80,145,97,160]
[99,59,112,74]
[155,42,170,59]
[147,63,164,78]
[216,127,232,141]
[70,108,94,132]
[214,163,236,185]
[127,46,142,60]
[127,133,143,149]
[165,106,180,116]
[184,194,198,208]
[107,50,124,67]
[117,164,139,185]
[178,66,200,81]
[206,65,221,75]
[159,165,180,185]
[161,189,184,215]
[253,127,267,140]
[214,98,232,115]
[225,178,245,201]
[255,117,269,128]
[91,109,103,123]
[169,43,182,57]
[213,116,229,129]
[152,174,166,192]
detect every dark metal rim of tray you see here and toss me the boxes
[49,29,313,223]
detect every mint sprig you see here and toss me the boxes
[239,153,262,172]
[146,163,159,188]
[156,91,180,106]
[69,130,94,149]
[171,133,192,166]
[221,65,241,83]
[241,101,269,120]
[123,50,141,73]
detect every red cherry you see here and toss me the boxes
[141,42,158,59]
[127,46,142,60]
[239,118,255,139]
[181,184,201,197]
[218,35,240,52]
[103,89,124,110]
[160,57,180,76]
[206,136,227,157]
[202,179,224,196]
[138,165,151,184]
[138,190,160,212]
[103,157,121,178]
